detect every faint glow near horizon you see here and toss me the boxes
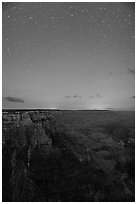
[2,2,135,110]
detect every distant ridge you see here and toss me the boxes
[2,108,111,112]
[2,108,59,112]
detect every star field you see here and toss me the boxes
[2,2,135,110]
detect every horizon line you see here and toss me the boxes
[2,108,135,111]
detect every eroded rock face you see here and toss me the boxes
[16,111,53,147]
[7,111,56,201]
[21,112,33,127]
[112,127,128,143]
[24,123,51,147]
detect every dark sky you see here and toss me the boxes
[2,2,135,110]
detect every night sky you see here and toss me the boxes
[2,2,135,110]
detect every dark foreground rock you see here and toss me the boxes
[2,110,135,202]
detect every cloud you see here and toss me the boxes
[73,95,82,98]
[64,95,82,99]
[3,96,24,103]
[127,68,135,75]
[89,94,102,98]
[96,94,102,97]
